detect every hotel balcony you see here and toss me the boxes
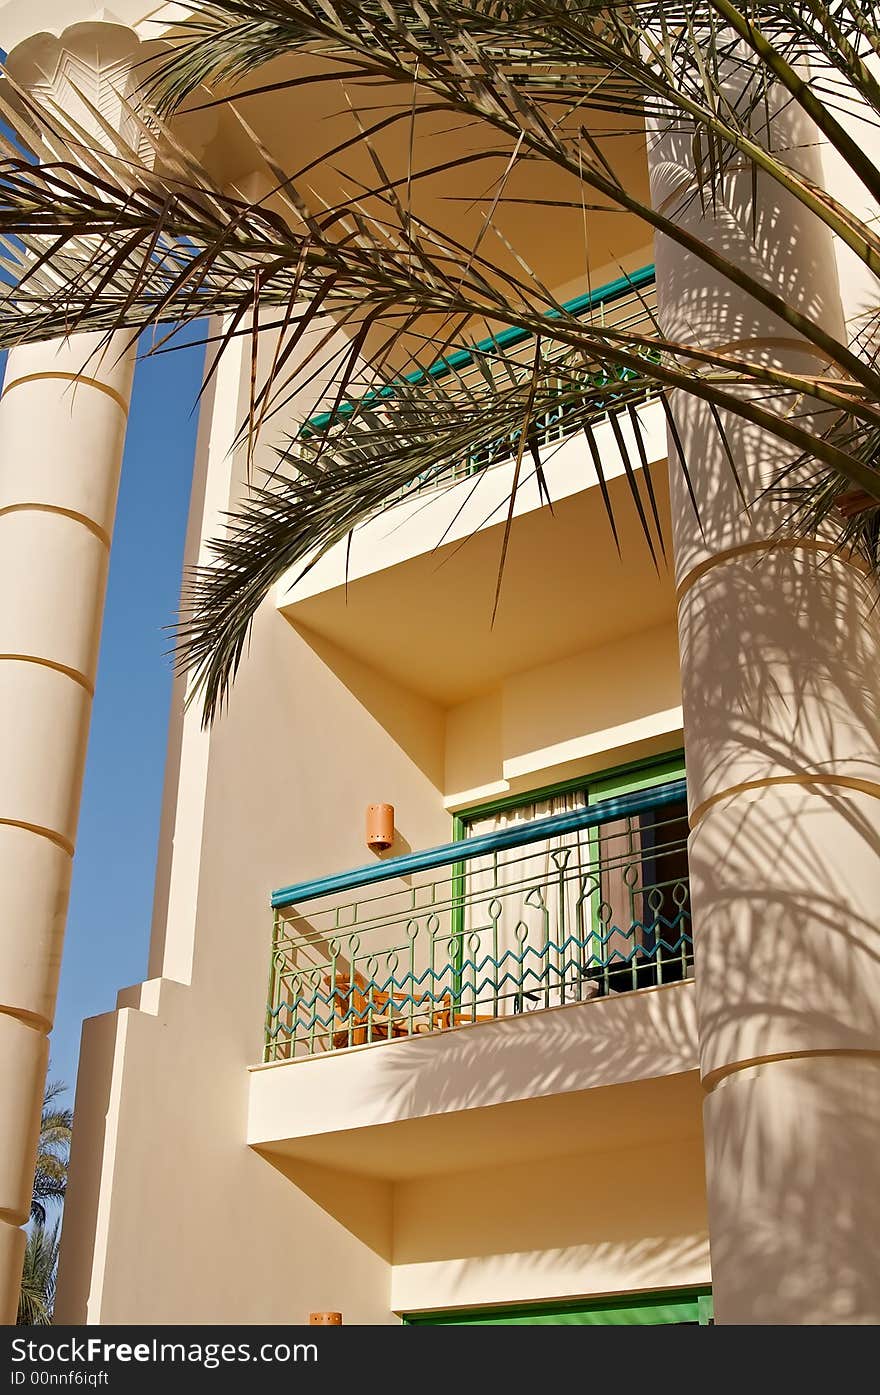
[248,781,701,1182]
[274,265,674,712]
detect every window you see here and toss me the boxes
[451,754,690,1011]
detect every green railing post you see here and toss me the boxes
[264,911,281,1063]
[450,854,466,1011]
[556,852,568,1004]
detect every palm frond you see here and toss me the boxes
[179,327,880,723]
[17,1224,60,1326]
[149,0,880,266]
[0,0,877,722]
[29,1081,71,1225]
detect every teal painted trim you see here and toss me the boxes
[271,778,685,908]
[403,1286,712,1326]
[304,264,656,435]
[550,264,657,321]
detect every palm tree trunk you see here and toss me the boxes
[0,331,135,1322]
[648,60,880,1323]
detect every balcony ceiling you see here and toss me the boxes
[278,411,676,706]
[172,53,653,363]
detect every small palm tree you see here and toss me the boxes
[16,1081,70,1326]
[17,1224,60,1327]
[30,1081,72,1228]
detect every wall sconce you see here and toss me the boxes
[366,803,395,851]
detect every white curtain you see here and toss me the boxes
[593,813,648,989]
[461,791,592,1016]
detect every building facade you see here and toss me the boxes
[0,1,878,1326]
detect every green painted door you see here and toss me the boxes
[404,1289,713,1325]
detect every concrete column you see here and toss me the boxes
[648,82,880,1321]
[0,21,144,1323]
[0,332,136,1322]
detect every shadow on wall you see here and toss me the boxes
[359,982,700,1126]
[287,620,446,789]
[654,90,852,574]
[670,533,880,1320]
[257,1107,709,1298]
[689,776,880,1322]
[374,829,413,861]
[54,1012,117,1323]
[260,1152,395,1262]
[387,1129,707,1260]
[679,510,880,1088]
[680,548,880,802]
[387,1233,709,1314]
[650,83,880,1322]
[702,1055,880,1324]
[254,985,702,1258]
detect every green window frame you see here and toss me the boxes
[404,1287,713,1325]
[452,749,686,840]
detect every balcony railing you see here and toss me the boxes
[301,264,658,502]
[265,781,691,1062]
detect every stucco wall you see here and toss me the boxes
[445,622,682,805]
[58,984,396,1324]
[392,1133,710,1315]
[56,583,449,1320]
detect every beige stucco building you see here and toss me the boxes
[0,1,878,1327]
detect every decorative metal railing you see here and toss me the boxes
[302,265,658,502]
[265,780,691,1061]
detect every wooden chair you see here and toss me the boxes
[327,970,432,1049]
[326,970,492,1049]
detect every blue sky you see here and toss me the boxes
[0,63,204,1099]
[46,334,206,1099]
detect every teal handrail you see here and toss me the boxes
[303,263,656,437]
[271,776,685,908]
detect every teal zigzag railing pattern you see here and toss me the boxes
[265,782,691,1060]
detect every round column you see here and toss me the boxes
[0,20,148,1323]
[0,332,135,1321]
[649,84,880,1322]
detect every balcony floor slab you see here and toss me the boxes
[248,982,699,1180]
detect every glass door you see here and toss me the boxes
[453,755,688,1017]
[587,758,689,994]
